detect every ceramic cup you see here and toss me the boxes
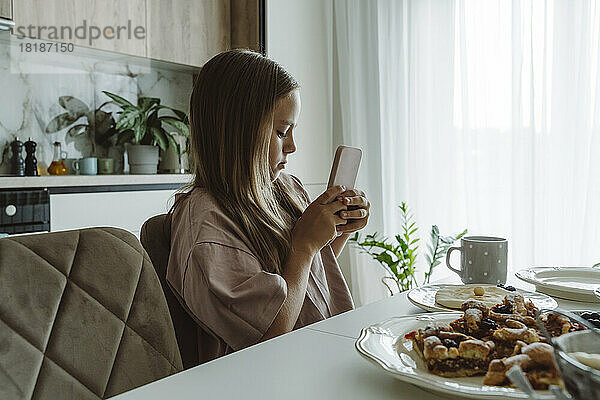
[446,236,508,284]
[97,158,114,175]
[80,157,98,175]
[64,158,80,175]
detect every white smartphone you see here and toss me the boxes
[327,145,362,189]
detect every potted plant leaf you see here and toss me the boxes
[45,96,117,155]
[349,202,467,295]
[101,91,189,174]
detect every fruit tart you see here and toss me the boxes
[405,292,586,390]
[405,322,495,377]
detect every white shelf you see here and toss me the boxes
[0,174,193,189]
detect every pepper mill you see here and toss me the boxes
[10,138,25,176]
[24,138,39,176]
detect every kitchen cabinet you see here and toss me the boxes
[50,189,176,238]
[146,0,230,67]
[13,0,147,57]
[0,0,11,20]
[11,0,75,42]
[10,0,262,67]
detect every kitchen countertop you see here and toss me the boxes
[0,174,193,189]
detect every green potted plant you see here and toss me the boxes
[350,202,467,295]
[102,91,189,174]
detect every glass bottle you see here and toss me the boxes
[47,141,69,175]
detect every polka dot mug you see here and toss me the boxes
[446,236,508,285]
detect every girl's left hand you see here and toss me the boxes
[335,189,370,233]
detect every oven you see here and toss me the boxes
[0,188,50,234]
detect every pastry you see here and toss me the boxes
[406,323,495,377]
[483,342,561,389]
[405,293,588,390]
[435,285,511,309]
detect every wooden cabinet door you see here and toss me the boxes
[146,0,230,67]
[11,0,258,66]
[0,0,12,20]
[12,0,146,57]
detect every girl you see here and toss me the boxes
[167,49,370,363]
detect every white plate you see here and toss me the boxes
[407,283,558,312]
[355,313,554,399]
[516,266,600,303]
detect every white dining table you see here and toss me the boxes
[113,275,600,400]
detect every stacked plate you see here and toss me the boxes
[515,266,600,303]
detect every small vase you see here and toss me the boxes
[158,133,187,173]
[108,146,125,174]
[127,144,159,174]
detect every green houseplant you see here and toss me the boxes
[45,95,117,155]
[102,91,189,174]
[349,202,467,295]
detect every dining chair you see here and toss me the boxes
[0,227,182,399]
[140,214,199,370]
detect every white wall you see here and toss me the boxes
[266,0,333,196]
[50,190,177,238]
[266,1,355,292]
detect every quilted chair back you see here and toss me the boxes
[0,227,183,399]
[140,214,199,369]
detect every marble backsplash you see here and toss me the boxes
[0,32,194,175]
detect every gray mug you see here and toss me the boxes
[64,158,80,175]
[446,236,508,284]
[80,157,98,175]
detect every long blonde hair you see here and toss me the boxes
[183,49,307,274]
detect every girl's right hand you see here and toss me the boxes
[291,185,348,257]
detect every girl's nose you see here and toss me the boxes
[284,135,296,154]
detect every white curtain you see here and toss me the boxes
[333,0,389,305]
[334,0,600,306]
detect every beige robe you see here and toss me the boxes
[166,173,354,363]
